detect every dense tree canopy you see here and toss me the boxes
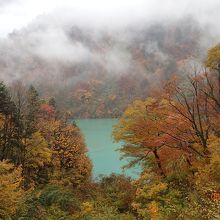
[113,45,220,219]
[0,44,220,220]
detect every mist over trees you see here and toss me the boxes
[0,43,220,220]
[0,0,220,219]
[0,16,218,118]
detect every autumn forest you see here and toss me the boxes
[0,1,220,219]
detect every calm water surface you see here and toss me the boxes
[76,118,140,179]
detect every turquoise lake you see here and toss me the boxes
[76,118,140,179]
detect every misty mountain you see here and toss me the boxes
[0,16,217,117]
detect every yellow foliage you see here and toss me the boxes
[206,43,220,70]
[132,170,166,219]
[37,119,92,187]
[24,132,52,169]
[81,201,93,214]
[113,97,170,173]
[22,132,52,187]
[0,160,24,216]
[114,98,154,144]
[195,135,220,189]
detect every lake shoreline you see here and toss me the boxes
[75,118,140,179]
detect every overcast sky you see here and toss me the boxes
[0,0,220,37]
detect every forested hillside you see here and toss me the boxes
[0,1,220,218]
[0,17,215,118]
[0,43,220,220]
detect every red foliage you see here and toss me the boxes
[39,104,55,119]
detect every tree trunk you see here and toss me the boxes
[153,149,166,177]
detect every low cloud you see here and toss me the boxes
[29,28,92,63]
[0,0,220,84]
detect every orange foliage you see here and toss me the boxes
[39,104,56,119]
[37,118,92,187]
